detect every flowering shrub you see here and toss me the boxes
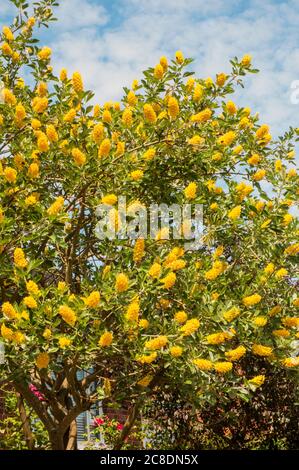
[0,0,298,450]
[83,415,138,450]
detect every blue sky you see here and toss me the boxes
[1,0,299,137]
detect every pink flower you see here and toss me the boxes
[117,423,124,431]
[29,383,46,402]
[94,417,105,427]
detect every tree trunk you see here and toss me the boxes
[16,392,35,450]
[49,421,78,450]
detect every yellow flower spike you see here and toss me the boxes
[14,248,28,268]
[160,272,176,289]
[72,148,86,166]
[192,83,203,101]
[4,167,17,184]
[226,100,237,115]
[127,90,137,107]
[125,300,140,322]
[36,352,50,370]
[115,273,129,292]
[174,311,188,324]
[243,293,262,307]
[214,362,233,373]
[193,358,213,370]
[191,108,212,123]
[252,344,272,357]
[133,239,145,263]
[168,96,179,119]
[225,346,246,361]
[175,50,184,64]
[98,138,111,158]
[72,72,83,93]
[248,375,265,387]
[228,205,241,221]
[102,109,112,124]
[3,26,14,41]
[46,124,58,142]
[99,331,113,347]
[47,196,64,216]
[2,302,18,319]
[38,46,52,60]
[145,335,168,350]
[241,54,252,67]
[143,104,157,123]
[28,162,40,178]
[180,318,200,336]
[1,324,14,341]
[59,305,77,326]
[43,328,52,340]
[59,337,72,349]
[84,291,101,308]
[170,346,183,358]
[253,316,267,327]
[122,107,133,127]
[154,63,164,79]
[216,73,227,86]
[101,194,117,205]
[184,182,197,200]
[159,56,168,71]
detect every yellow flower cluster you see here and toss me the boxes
[184,182,197,200]
[133,239,145,263]
[214,361,233,373]
[170,346,183,357]
[36,352,50,369]
[125,300,140,322]
[225,345,246,361]
[84,291,101,308]
[160,272,176,289]
[204,260,226,281]
[14,248,28,268]
[148,262,162,279]
[47,196,64,216]
[168,97,179,119]
[2,302,17,319]
[242,293,262,307]
[252,344,273,357]
[174,310,188,324]
[23,296,37,309]
[72,148,86,166]
[136,352,157,364]
[248,375,265,386]
[143,104,157,123]
[191,108,212,123]
[223,306,240,322]
[99,331,113,347]
[180,318,200,336]
[115,273,129,292]
[193,358,213,370]
[72,72,83,93]
[59,305,77,326]
[145,335,168,350]
[206,331,231,345]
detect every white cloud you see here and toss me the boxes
[45,0,299,136]
[54,0,109,29]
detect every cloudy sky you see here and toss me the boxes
[1,0,299,137]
